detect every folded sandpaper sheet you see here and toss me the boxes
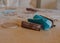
[21,21,42,31]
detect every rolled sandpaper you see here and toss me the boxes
[21,21,42,31]
[26,8,38,12]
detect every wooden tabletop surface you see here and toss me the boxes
[0,8,60,43]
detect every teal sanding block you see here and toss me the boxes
[28,13,52,30]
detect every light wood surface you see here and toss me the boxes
[0,8,60,43]
[0,20,60,43]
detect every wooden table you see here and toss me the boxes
[0,8,60,43]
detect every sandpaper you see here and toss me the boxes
[21,21,42,31]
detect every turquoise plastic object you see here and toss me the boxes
[28,14,52,30]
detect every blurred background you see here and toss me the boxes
[0,0,60,10]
